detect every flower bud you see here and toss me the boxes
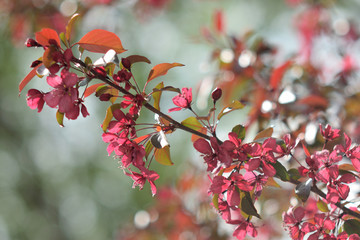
[25,38,41,48]
[122,58,131,70]
[211,87,222,102]
[30,60,42,68]
[99,93,112,101]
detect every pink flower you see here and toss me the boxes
[193,137,234,172]
[121,94,144,117]
[125,166,159,196]
[320,124,341,141]
[115,139,146,168]
[283,206,306,240]
[335,133,360,172]
[26,89,44,112]
[326,172,355,204]
[317,150,342,183]
[302,213,335,240]
[44,69,79,118]
[168,87,192,112]
[232,221,257,240]
[106,109,136,138]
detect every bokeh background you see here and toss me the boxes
[1,0,360,239]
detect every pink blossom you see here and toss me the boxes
[335,133,360,172]
[320,124,341,141]
[26,89,44,112]
[168,87,192,112]
[44,69,79,118]
[125,166,159,196]
[193,137,234,172]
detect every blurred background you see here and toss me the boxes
[1,0,360,239]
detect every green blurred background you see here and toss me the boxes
[1,0,360,239]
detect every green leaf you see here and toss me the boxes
[344,219,360,236]
[59,32,68,48]
[181,117,203,131]
[288,168,301,181]
[102,104,121,132]
[272,161,290,181]
[95,85,112,97]
[85,56,92,66]
[231,124,246,140]
[317,199,329,212]
[152,82,164,111]
[213,194,219,210]
[145,141,154,160]
[152,86,181,94]
[154,145,173,166]
[65,13,80,43]
[56,110,64,127]
[217,100,245,120]
[105,62,116,76]
[253,127,273,141]
[241,191,261,219]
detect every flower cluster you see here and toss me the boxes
[25,37,89,120]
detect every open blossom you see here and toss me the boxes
[193,137,234,172]
[168,87,192,112]
[302,213,335,240]
[283,206,306,240]
[121,94,144,117]
[320,124,341,141]
[335,133,360,172]
[106,109,136,138]
[44,69,79,118]
[326,172,355,204]
[125,166,160,196]
[209,173,253,208]
[115,139,146,168]
[27,89,45,112]
[232,220,257,240]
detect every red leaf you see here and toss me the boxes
[214,9,225,34]
[270,60,292,90]
[133,134,151,144]
[125,55,151,65]
[302,141,310,157]
[298,95,328,108]
[147,63,184,83]
[19,64,43,95]
[83,83,105,98]
[77,29,126,54]
[35,28,60,46]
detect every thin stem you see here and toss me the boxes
[72,57,211,141]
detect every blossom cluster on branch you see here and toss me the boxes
[20,1,360,239]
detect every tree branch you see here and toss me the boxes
[72,57,211,141]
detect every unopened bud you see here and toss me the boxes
[121,58,131,70]
[25,38,41,48]
[211,87,222,102]
[94,67,107,78]
[99,93,112,101]
[30,60,42,68]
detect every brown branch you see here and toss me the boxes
[287,178,360,219]
[72,57,211,141]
